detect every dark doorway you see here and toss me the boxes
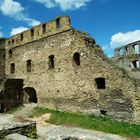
[23,87,37,103]
[0,103,5,113]
[4,79,23,110]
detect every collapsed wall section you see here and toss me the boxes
[112,40,140,70]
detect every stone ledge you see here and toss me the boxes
[0,114,37,139]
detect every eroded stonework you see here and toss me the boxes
[0,16,140,123]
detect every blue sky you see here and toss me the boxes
[0,0,140,57]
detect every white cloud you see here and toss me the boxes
[15,14,41,26]
[33,0,91,10]
[0,0,40,26]
[110,30,140,48]
[10,27,28,36]
[0,0,24,16]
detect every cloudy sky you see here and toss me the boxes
[0,0,140,57]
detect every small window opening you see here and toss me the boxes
[73,52,80,66]
[10,63,15,73]
[95,77,105,89]
[27,60,31,72]
[48,55,54,69]
[133,44,139,54]
[125,47,129,55]
[12,39,14,45]
[100,110,107,116]
[9,49,12,58]
[8,41,11,45]
[42,24,46,33]
[21,33,23,41]
[31,29,34,37]
[56,18,61,28]
[131,60,139,68]
[119,49,123,56]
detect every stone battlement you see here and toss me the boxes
[5,16,71,49]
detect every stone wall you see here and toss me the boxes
[0,39,5,81]
[5,16,71,49]
[5,25,139,123]
[0,16,140,123]
[112,40,140,70]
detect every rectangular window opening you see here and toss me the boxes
[56,18,61,28]
[48,55,54,69]
[27,60,31,72]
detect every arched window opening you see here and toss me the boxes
[31,29,34,37]
[56,18,61,28]
[42,23,46,33]
[119,49,123,56]
[26,60,31,72]
[125,47,129,55]
[73,52,80,66]
[9,49,12,58]
[23,87,37,103]
[95,77,105,89]
[48,55,54,69]
[133,44,139,54]
[10,63,15,73]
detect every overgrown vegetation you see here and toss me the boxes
[30,107,140,138]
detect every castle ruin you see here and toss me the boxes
[0,16,140,124]
[112,40,140,70]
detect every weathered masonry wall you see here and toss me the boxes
[6,16,71,49]
[1,16,140,123]
[0,39,6,80]
[112,40,140,70]
[5,24,139,123]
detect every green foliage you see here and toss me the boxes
[30,107,140,138]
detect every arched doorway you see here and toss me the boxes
[23,87,37,103]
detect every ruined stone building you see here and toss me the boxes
[0,16,140,123]
[112,40,140,70]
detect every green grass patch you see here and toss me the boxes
[30,107,140,138]
[7,105,24,113]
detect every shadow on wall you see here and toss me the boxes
[23,87,37,103]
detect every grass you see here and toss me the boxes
[30,107,140,138]
[7,105,24,113]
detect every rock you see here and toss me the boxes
[4,133,33,140]
[44,126,131,140]
[0,114,37,139]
